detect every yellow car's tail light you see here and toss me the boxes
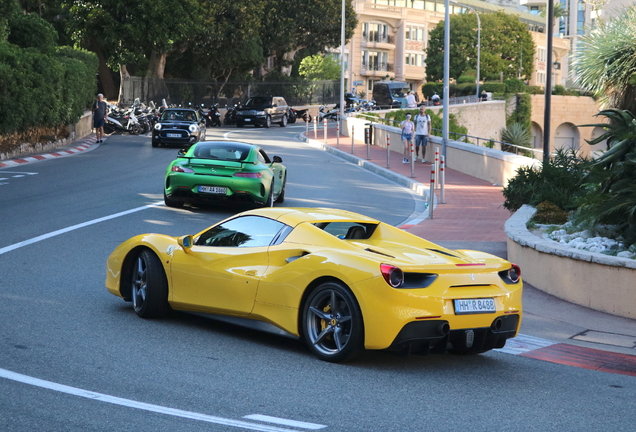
[381,264,404,288]
[499,263,521,284]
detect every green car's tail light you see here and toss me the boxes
[233,172,263,178]
[380,264,404,288]
[171,165,194,173]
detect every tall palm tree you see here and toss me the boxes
[575,5,636,113]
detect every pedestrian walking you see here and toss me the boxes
[406,91,417,108]
[414,106,431,162]
[400,114,415,163]
[92,93,108,143]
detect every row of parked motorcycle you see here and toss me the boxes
[104,99,166,135]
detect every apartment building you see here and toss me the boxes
[340,0,569,98]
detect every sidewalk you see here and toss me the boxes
[304,123,636,377]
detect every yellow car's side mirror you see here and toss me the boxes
[177,235,194,252]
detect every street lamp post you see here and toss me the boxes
[451,1,481,99]
[340,0,346,133]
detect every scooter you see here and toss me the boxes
[317,104,339,121]
[292,107,311,123]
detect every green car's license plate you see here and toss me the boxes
[198,186,227,194]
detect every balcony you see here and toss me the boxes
[361,33,395,48]
[360,62,395,77]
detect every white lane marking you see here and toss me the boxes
[494,333,558,355]
[0,368,311,432]
[224,131,238,139]
[244,415,326,430]
[0,171,38,174]
[0,202,163,256]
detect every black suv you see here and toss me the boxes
[236,96,289,128]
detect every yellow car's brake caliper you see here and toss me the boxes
[321,304,331,332]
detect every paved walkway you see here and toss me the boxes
[304,124,636,377]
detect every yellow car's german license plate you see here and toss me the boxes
[454,298,495,314]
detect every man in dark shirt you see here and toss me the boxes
[93,94,108,143]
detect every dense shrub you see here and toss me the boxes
[8,12,57,54]
[0,40,98,135]
[457,75,475,84]
[456,82,476,96]
[422,82,443,98]
[504,78,525,94]
[481,81,506,93]
[502,149,589,212]
[507,93,531,131]
[552,85,566,95]
[526,85,544,94]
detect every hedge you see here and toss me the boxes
[0,42,97,135]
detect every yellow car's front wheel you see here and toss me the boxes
[131,250,169,319]
[301,282,364,362]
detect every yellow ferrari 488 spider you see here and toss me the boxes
[106,208,522,362]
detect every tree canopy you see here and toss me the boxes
[425,11,534,82]
[299,55,341,81]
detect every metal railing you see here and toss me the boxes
[353,112,544,159]
[360,62,394,72]
[362,33,395,44]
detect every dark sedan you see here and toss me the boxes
[152,108,206,148]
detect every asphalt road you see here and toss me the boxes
[1,125,635,431]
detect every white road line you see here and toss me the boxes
[0,368,309,432]
[0,202,164,256]
[494,333,558,355]
[244,415,326,430]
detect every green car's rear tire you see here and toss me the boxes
[275,176,286,203]
[131,249,169,319]
[164,192,184,208]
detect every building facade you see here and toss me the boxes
[340,0,569,99]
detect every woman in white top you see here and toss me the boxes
[400,114,415,163]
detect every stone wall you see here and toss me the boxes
[0,111,93,160]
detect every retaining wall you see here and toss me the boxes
[506,205,636,319]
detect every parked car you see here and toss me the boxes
[105,207,522,362]
[152,108,206,148]
[236,96,289,128]
[372,81,410,109]
[163,140,286,208]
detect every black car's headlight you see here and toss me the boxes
[256,111,266,116]
[188,124,199,133]
[154,123,162,131]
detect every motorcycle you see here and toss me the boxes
[104,104,142,135]
[286,107,297,124]
[224,103,241,126]
[291,107,311,123]
[317,104,339,121]
[430,94,441,106]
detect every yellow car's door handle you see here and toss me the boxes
[245,270,258,276]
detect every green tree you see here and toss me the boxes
[426,11,534,82]
[260,0,357,75]
[299,54,341,81]
[575,5,636,113]
[68,0,202,99]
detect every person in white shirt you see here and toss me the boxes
[406,91,417,108]
[400,114,415,163]
[414,106,432,162]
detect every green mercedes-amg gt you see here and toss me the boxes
[164,141,287,208]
